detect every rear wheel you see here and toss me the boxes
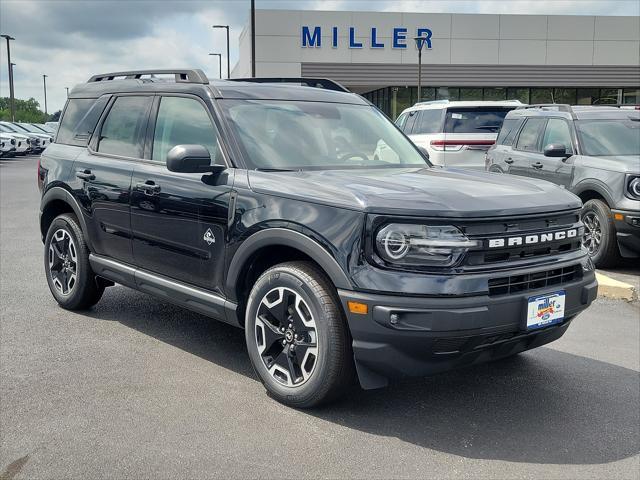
[44,213,104,310]
[245,261,353,408]
[581,199,620,268]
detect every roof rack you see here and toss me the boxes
[228,77,350,93]
[415,99,523,106]
[516,103,577,119]
[88,69,209,84]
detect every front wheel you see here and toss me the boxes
[581,199,620,268]
[245,261,353,408]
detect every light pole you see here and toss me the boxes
[42,74,48,115]
[414,36,429,103]
[1,34,16,121]
[65,87,69,98]
[209,53,222,79]
[212,25,230,78]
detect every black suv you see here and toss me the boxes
[39,70,597,407]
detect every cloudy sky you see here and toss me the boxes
[0,0,638,114]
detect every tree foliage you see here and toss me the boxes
[0,97,51,123]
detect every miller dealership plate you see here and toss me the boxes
[526,291,566,330]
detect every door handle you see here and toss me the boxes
[136,180,161,195]
[533,162,544,169]
[504,158,514,164]
[76,169,95,181]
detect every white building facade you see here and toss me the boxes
[233,10,640,118]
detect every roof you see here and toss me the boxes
[506,105,640,120]
[68,69,368,105]
[403,100,523,113]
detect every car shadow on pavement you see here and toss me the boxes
[88,287,639,466]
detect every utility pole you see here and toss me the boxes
[1,34,16,121]
[251,0,256,77]
[209,53,222,79]
[42,74,48,115]
[212,25,230,78]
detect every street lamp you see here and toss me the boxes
[209,53,222,79]
[42,74,48,115]
[65,87,70,98]
[212,24,230,78]
[1,34,16,121]
[413,36,429,103]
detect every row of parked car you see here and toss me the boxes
[0,121,57,157]
[390,100,639,268]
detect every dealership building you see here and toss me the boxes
[232,10,640,118]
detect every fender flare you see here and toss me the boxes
[225,228,353,297]
[40,186,95,251]
[572,180,615,207]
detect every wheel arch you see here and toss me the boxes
[40,187,93,251]
[226,228,353,322]
[573,181,614,207]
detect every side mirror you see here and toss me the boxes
[543,143,569,158]
[417,146,430,161]
[166,145,222,173]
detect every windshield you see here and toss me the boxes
[220,100,428,170]
[576,118,640,156]
[16,123,42,133]
[0,123,21,133]
[31,124,52,133]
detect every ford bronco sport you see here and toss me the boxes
[39,70,597,407]
[486,104,640,267]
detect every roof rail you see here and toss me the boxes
[517,104,573,112]
[87,69,209,84]
[229,77,350,93]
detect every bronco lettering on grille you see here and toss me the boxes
[487,229,578,249]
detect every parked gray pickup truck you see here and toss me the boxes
[486,105,640,267]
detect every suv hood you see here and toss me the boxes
[248,167,581,217]
[580,155,640,173]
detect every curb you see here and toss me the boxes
[595,272,638,302]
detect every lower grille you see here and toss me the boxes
[488,265,581,296]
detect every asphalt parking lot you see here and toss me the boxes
[1,155,639,479]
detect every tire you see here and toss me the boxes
[245,261,354,408]
[44,213,105,310]
[581,199,620,268]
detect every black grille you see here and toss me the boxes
[488,265,581,296]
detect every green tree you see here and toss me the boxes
[0,97,50,123]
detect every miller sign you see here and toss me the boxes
[301,26,433,49]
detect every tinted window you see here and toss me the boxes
[496,118,523,146]
[414,109,442,134]
[152,96,222,164]
[395,112,408,130]
[444,107,513,134]
[403,111,419,133]
[56,99,95,145]
[97,96,152,158]
[515,118,546,152]
[542,119,574,154]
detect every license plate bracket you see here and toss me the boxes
[526,291,566,330]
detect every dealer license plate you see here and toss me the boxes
[526,291,566,330]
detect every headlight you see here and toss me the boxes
[375,223,480,267]
[627,175,640,200]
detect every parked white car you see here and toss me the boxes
[0,124,30,155]
[391,100,523,170]
[0,133,15,157]
[44,121,59,132]
[13,122,53,151]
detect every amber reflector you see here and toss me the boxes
[348,301,368,314]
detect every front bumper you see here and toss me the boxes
[339,268,597,389]
[612,209,640,257]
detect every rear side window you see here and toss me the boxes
[444,108,513,134]
[496,118,523,146]
[97,96,153,158]
[414,109,443,134]
[57,98,108,146]
[515,118,546,152]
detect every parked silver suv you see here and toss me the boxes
[486,105,640,267]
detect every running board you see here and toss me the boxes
[89,254,240,327]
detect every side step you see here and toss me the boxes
[89,254,240,327]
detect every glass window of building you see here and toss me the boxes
[530,88,553,104]
[596,88,620,104]
[483,88,507,101]
[553,88,577,105]
[577,89,599,105]
[459,88,483,101]
[506,88,529,104]
[623,88,639,104]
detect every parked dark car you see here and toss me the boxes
[39,70,597,407]
[486,105,640,267]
